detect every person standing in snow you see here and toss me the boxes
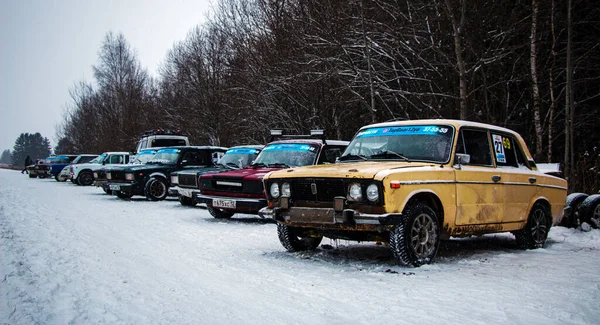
[22,155,31,174]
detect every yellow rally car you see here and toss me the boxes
[260,119,569,266]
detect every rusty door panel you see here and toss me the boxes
[455,167,504,225]
[502,168,539,223]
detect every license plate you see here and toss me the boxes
[179,188,193,197]
[109,185,120,191]
[212,198,236,209]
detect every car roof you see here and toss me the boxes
[101,152,130,155]
[229,145,264,150]
[360,119,519,136]
[142,134,188,138]
[267,139,349,146]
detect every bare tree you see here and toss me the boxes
[530,0,543,160]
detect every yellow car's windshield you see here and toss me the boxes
[340,125,455,163]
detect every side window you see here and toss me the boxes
[515,145,528,167]
[491,134,519,168]
[124,155,130,164]
[319,147,343,164]
[108,155,124,164]
[212,151,224,165]
[137,139,148,152]
[461,129,492,166]
[182,151,201,165]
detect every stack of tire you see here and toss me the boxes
[562,193,600,229]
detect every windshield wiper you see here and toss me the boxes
[268,163,290,168]
[370,150,410,161]
[226,162,241,169]
[252,162,267,168]
[338,154,368,161]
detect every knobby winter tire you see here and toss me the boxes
[389,203,440,267]
[277,224,322,252]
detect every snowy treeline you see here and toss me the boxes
[54,0,600,194]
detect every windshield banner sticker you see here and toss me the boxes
[357,126,450,138]
[492,134,507,163]
[226,148,259,155]
[157,148,180,154]
[263,144,316,152]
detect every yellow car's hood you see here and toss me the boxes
[269,161,436,180]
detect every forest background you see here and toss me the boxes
[4,0,599,194]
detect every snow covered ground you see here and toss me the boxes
[1,168,599,325]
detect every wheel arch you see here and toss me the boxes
[530,197,552,224]
[148,172,168,181]
[402,191,446,237]
[74,168,92,178]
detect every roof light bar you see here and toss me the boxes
[143,129,183,136]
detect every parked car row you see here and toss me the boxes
[26,155,79,179]
[27,122,593,267]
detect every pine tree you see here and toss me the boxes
[0,149,12,164]
[11,133,52,166]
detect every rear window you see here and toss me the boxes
[151,139,187,147]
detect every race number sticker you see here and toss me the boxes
[492,134,506,163]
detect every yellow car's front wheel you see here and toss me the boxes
[390,203,440,267]
[277,224,323,252]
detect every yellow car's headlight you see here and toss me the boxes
[347,183,362,201]
[270,183,280,198]
[366,184,379,202]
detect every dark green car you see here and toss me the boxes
[105,146,228,201]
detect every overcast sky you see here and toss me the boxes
[0,0,212,153]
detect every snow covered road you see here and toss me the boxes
[1,169,599,324]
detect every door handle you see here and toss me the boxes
[492,175,501,182]
[529,177,537,184]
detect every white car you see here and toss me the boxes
[58,165,72,182]
[56,154,99,182]
[71,152,130,186]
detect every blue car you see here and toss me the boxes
[47,155,78,180]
